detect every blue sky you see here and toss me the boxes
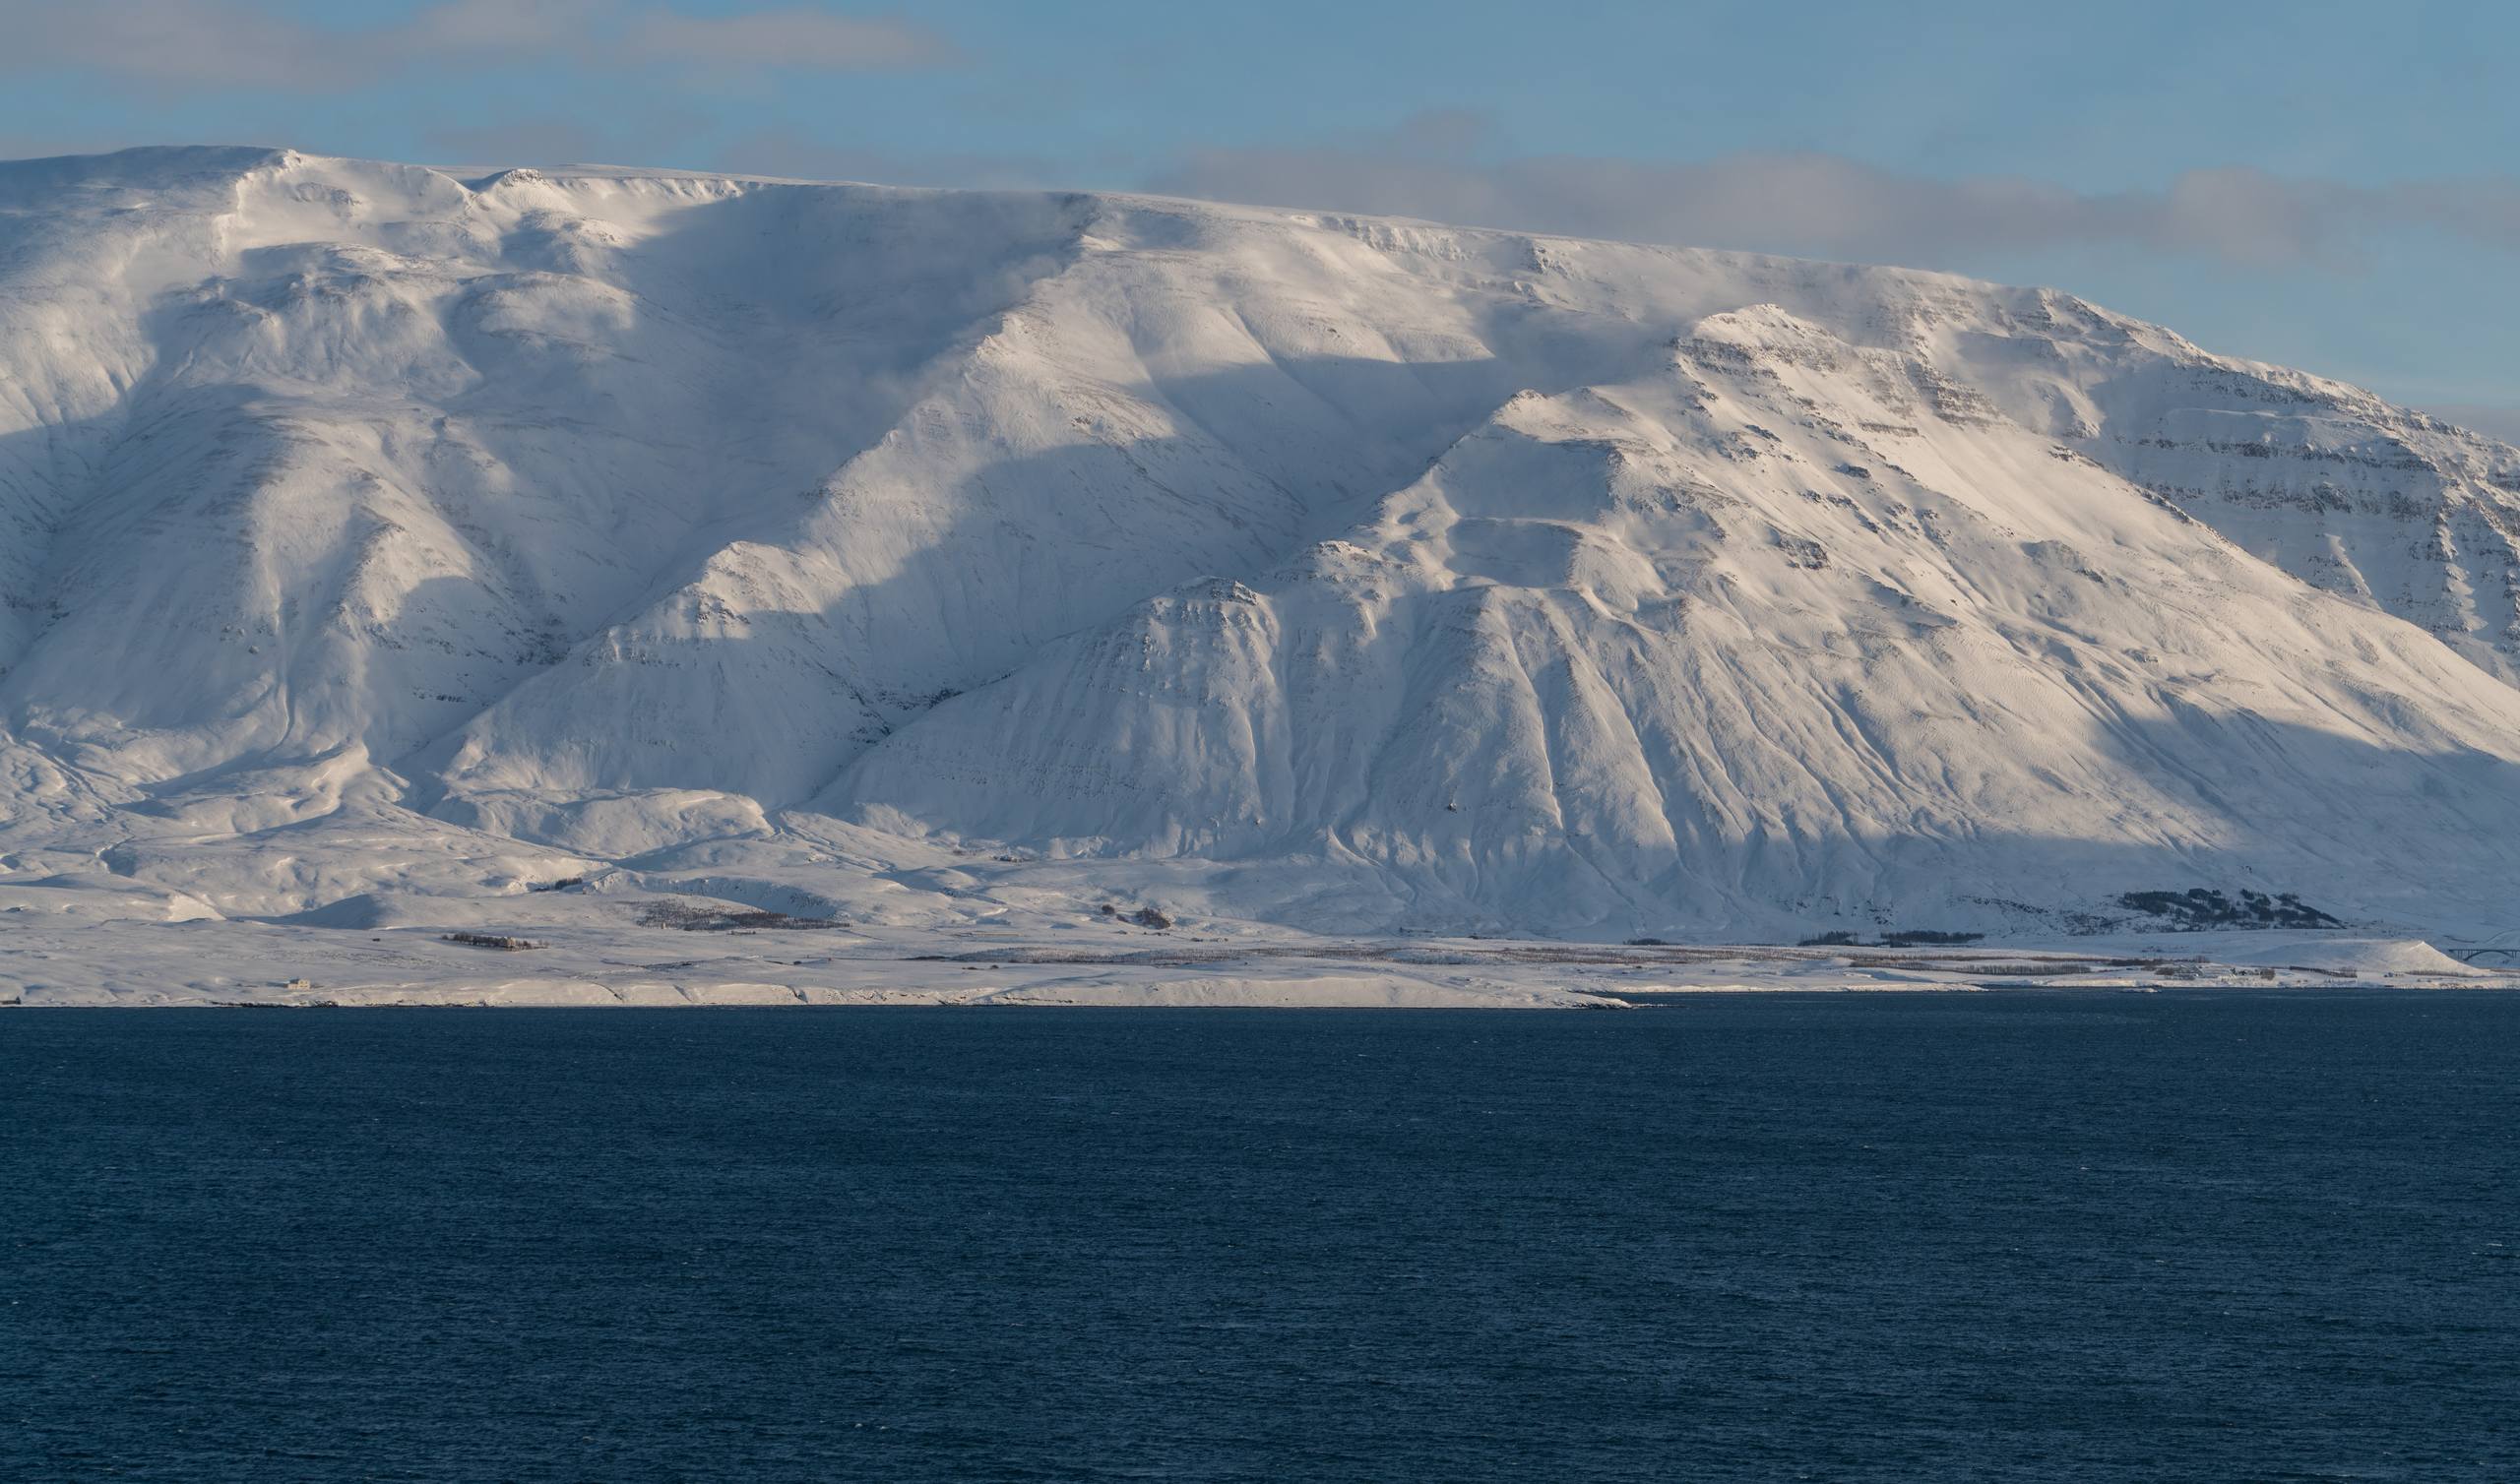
[6,0,2516,428]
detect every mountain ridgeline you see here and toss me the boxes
[5,147,2519,941]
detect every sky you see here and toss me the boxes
[4,0,2516,433]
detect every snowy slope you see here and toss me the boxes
[4,146,2520,948]
[838,310,2520,936]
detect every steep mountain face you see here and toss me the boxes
[4,146,2518,939]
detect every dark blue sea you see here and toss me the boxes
[4,995,2515,1482]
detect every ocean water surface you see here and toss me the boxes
[4,994,2514,1481]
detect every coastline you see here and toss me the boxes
[8,916,2505,1008]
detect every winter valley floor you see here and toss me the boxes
[6,889,2510,1008]
[6,148,2520,1003]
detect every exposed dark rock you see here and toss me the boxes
[2115,889,2343,931]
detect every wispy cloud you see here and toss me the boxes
[0,0,958,90]
[3,0,352,89]
[623,9,956,69]
[1144,113,2520,272]
[708,128,1054,188]
[399,0,612,52]
[421,118,613,166]
[418,99,718,168]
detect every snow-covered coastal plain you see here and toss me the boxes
[5,147,2519,1005]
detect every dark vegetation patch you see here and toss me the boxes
[442,932,546,951]
[636,900,848,932]
[1961,896,2124,937]
[1099,903,1172,929]
[2117,889,2342,931]
[1797,929,1984,948]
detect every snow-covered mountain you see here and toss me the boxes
[6,145,2520,945]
